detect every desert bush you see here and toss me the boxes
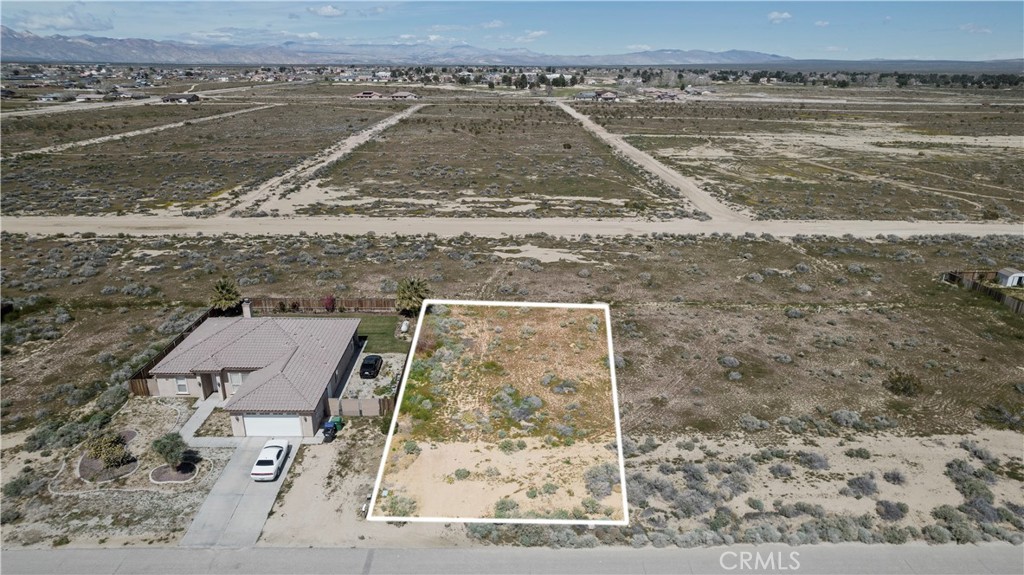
[581,498,601,514]
[922,524,953,544]
[830,410,861,427]
[876,500,909,522]
[944,459,995,503]
[718,356,740,368]
[454,468,470,480]
[845,447,871,459]
[584,462,620,499]
[879,526,910,544]
[95,384,129,411]
[542,482,558,495]
[746,497,765,512]
[959,439,998,465]
[403,440,421,455]
[884,370,922,397]
[796,451,829,470]
[738,414,769,431]
[842,474,878,498]
[883,469,907,485]
[382,495,417,517]
[717,472,750,500]
[0,508,21,525]
[975,404,1023,431]
[494,497,520,519]
[770,463,793,478]
[959,497,1000,523]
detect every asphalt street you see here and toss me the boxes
[2,543,1022,575]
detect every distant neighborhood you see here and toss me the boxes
[4,62,1016,107]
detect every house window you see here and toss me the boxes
[175,376,188,394]
[227,371,248,394]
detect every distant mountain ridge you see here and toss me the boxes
[0,26,792,66]
[2,27,1019,73]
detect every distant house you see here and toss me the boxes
[996,268,1024,287]
[162,93,199,103]
[598,91,619,102]
[573,91,597,101]
[390,91,419,100]
[351,91,382,99]
[0,89,15,99]
[145,313,361,437]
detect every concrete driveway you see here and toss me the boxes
[179,436,296,548]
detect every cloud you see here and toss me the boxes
[288,13,301,20]
[627,44,653,51]
[8,5,113,32]
[514,30,548,43]
[814,20,829,27]
[399,34,416,40]
[430,24,468,32]
[307,5,345,18]
[768,11,792,24]
[960,23,992,35]
[428,34,443,42]
[481,20,504,29]
[824,46,848,53]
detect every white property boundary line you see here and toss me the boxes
[368,298,629,526]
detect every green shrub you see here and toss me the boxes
[884,370,923,397]
[151,432,186,468]
[542,482,558,495]
[85,433,132,468]
[526,488,538,499]
[495,497,520,519]
[454,468,470,480]
[382,495,417,517]
[403,440,421,455]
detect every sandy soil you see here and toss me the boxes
[258,424,473,548]
[376,438,624,521]
[555,100,748,223]
[238,104,427,214]
[3,214,1019,239]
[632,428,1024,532]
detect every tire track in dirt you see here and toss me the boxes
[226,103,427,215]
[553,100,752,223]
[3,104,282,159]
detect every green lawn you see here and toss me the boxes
[340,314,410,354]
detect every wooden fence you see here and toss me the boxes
[940,270,1024,315]
[128,307,213,396]
[248,297,397,315]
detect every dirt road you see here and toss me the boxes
[553,100,750,223]
[226,103,427,214]
[2,214,1019,239]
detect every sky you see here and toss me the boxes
[2,1,1022,61]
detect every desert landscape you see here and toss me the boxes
[0,60,1021,554]
[373,302,626,522]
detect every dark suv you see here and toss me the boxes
[359,355,383,379]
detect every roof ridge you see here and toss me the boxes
[173,317,266,368]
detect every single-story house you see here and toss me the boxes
[351,91,382,99]
[390,91,419,100]
[573,91,597,101]
[996,267,1024,287]
[147,314,360,436]
[162,93,200,103]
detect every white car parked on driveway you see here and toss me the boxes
[250,439,289,481]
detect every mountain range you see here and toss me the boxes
[0,26,792,66]
[2,27,1020,73]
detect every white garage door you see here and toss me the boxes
[243,415,303,436]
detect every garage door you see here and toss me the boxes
[243,415,303,436]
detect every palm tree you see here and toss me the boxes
[211,276,241,312]
[395,277,430,316]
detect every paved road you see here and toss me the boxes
[2,543,1021,574]
[2,214,1020,239]
[179,437,295,548]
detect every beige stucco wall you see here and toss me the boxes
[153,375,202,397]
[230,414,246,437]
[340,398,380,417]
